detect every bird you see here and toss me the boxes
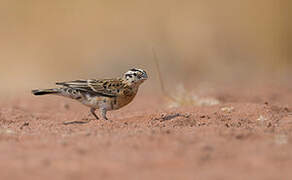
[32,68,148,120]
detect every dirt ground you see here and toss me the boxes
[1,84,292,180]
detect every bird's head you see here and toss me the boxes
[123,68,148,86]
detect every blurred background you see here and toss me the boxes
[0,0,291,95]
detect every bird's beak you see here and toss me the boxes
[142,73,148,80]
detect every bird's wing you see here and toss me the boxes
[56,78,124,97]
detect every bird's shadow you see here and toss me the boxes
[62,120,91,125]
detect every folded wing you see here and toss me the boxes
[56,79,124,97]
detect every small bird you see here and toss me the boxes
[32,68,148,120]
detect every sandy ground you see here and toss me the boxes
[1,84,292,180]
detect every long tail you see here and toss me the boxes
[32,89,60,96]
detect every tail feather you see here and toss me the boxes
[32,89,60,96]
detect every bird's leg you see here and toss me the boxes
[90,108,99,120]
[100,108,108,120]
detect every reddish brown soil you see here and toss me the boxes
[1,85,292,180]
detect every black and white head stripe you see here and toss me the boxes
[124,68,148,79]
[130,68,145,72]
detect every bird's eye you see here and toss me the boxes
[133,73,137,76]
